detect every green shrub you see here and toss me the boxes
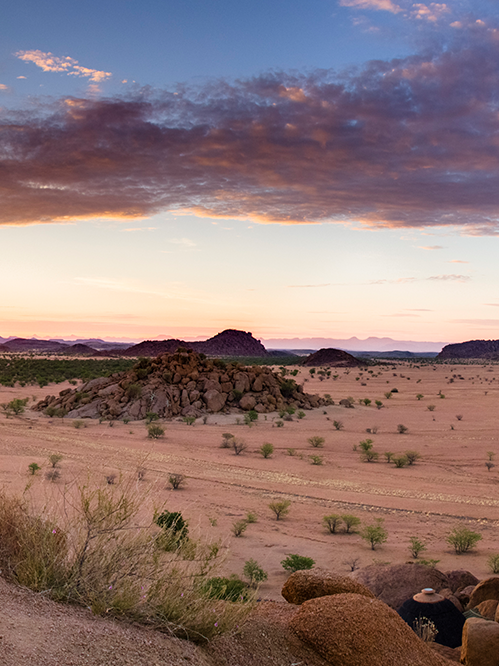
[245,511,258,523]
[297,411,305,419]
[147,424,164,439]
[126,383,142,400]
[333,420,343,430]
[323,514,343,534]
[281,554,315,573]
[446,525,482,554]
[269,499,291,520]
[405,451,421,465]
[308,436,325,448]
[487,553,499,574]
[409,536,427,558]
[202,575,250,602]
[393,455,409,468]
[28,462,40,475]
[231,520,248,537]
[48,454,62,468]
[259,443,274,458]
[73,420,85,429]
[275,420,284,428]
[341,514,361,533]
[168,473,185,490]
[232,438,247,455]
[397,424,408,434]
[145,411,159,423]
[310,454,323,465]
[360,518,388,550]
[243,559,268,587]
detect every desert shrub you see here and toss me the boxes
[310,455,323,465]
[359,439,378,462]
[446,525,482,554]
[362,398,372,406]
[418,559,441,568]
[48,454,63,468]
[147,424,164,439]
[245,511,258,523]
[275,420,284,428]
[487,451,495,461]
[456,414,463,421]
[341,514,361,533]
[3,397,29,416]
[232,389,243,401]
[297,410,305,419]
[409,536,427,558]
[427,404,436,412]
[126,383,142,400]
[375,400,383,409]
[155,510,189,542]
[280,379,298,398]
[360,518,388,550]
[73,420,85,429]
[308,436,325,448]
[384,451,394,463]
[28,462,40,475]
[182,416,196,426]
[232,438,247,455]
[333,420,343,431]
[168,473,185,490]
[393,455,409,468]
[281,554,315,573]
[243,559,268,587]
[106,473,117,485]
[413,617,438,643]
[487,553,499,574]
[202,575,250,602]
[247,410,258,422]
[269,499,291,521]
[323,514,343,534]
[397,424,409,434]
[231,520,248,537]
[486,461,495,472]
[220,433,234,448]
[416,394,424,400]
[287,448,296,456]
[283,413,293,422]
[384,392,393,399]
[405,451,421,465]
[146,411,159,423]
[259,443,274,458]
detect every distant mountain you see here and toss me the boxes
[0,338,69,353]
[438,339,499,360]
[263,336,446,353]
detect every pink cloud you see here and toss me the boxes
[16,50,111,83]
[2,30,499,232]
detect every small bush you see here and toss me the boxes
[232,438,247,455]
[397,424,408,434]
[384,392,393,399]
[384,451,394,463]
[446,525,482,554]
[147,424,165,439]
[246,511,258,523]
[487,553,499,574]
[393,455,409,468]
[416,394,424,400]
[259,443,274,458]
[341,514,361,533]
[73,420,85,429]
[427,405,436,412]
[48,454,63,468]
[405,451,421,465]
[168,473,185,490]
[146,412,159,424]
[409,536,427,558]
[126,383,141,399]
[243,559,268,587]
[333,420,344,431]
[202,575,249,602]
[106,473,117,485]
[297,410,305,419]
[247,410,258,422]
[281,554,315,573]
[308,436,325,448]
[287,448,296,456]
[375,400,383,409]
[221,433,234,448]
[323,514,343,534]
[275,420,284,428]
[269,499,291,521]
[360,518,388,550]
[231,520,248,537]
[28,462,40,475]
[310,454,323,465]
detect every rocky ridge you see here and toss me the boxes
[302,347,363,367]
[438,339,499,360]
[35,348,325,420]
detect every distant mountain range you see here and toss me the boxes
[261,336,447,353]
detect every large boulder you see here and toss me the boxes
[282,568,375,605]
[444,570,479,593]
[461,617,499,666]
[203,389,227,412]
[289,593,451,666]
[468,577,499,609]
[476,599,499,620]
[351,563,449,610]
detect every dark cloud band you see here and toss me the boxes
[2,28,499,231]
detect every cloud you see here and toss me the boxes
[449,259,468,263]
[410,3,450,22]
[2,29,499,231]
[288,283,333,288]
[418,245,445,250]
[339,0,401,13]
[427,274,470,281]
[16,50,111,83]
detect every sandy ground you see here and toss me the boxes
[1,361,499,602]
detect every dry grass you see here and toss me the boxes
[0,479,254,642]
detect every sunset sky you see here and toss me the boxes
[1,0,499,345]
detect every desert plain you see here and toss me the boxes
[1,359,498,602]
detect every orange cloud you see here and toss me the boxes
[339,0,401,13]
[16,50,111,83]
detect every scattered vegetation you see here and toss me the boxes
[0,358,134,388]
[259,442,274,458]
[361,518,388,550]
[446,525,482,554]
[397,424,409,434]
[268,499,291,521]
[307,436,325,448]
[28,462,40,475]
[243,559,268,587]
[168,473,185,490]
[333,420,343,431]
[341,514,361,533]
[487,554,499,574]
[323,514,343,534]
[231,520,248,537]
[409,536,427,558]
[147,424,165,439]
[309,454,323,465]
[281,554,315,573]
[48,454,63,468]
[232,438,248,455]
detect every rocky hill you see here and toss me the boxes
[35,348,324,420]
[438,339,499,360]
[302,348,363,367]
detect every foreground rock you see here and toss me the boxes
[461,617,499,666]
[351,563,449,610]
[281,569,375,605]
[290,593,451,666]
[468,576,499,609]
[35,349,325,421]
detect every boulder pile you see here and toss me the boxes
[35,349,325,420]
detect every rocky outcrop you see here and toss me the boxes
[35,349,324,420]
[444,570,479,594]
[438,339,499,360]
[281,569,375,605]
[289,593,451,666]
[302,348,362,367]
[475,599,499,620]
[350,563,450,610]
[461,617,499,666]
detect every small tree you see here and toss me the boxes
[28,462,40,475]
[243,559,268,587]
[232,438,248,455]
[416,394,424,400]
[397,424,408,434]
[341,514,361,533]
[384,451,394,463]
[375,400,383,410]
[485,461,495,472]
[323,514,343,534]
[281,554,315,573]
[147,424,164,439]
[168,473,185,490]
[269,499,291,521]
[409,536,427,558]
[333,420,344,431]
[231,520,248,537]
[221,432,234,448]
[487,451,495,461]
[362,398,372,406]
[48,453,63,468]
[384,392,393,399]
[361,518,388,550]
[446,525,482,554]
[405,451,421,465]
[259,443,274,458]
[359,439,378,462]
[308,436,325,448]
[393,455,409,468]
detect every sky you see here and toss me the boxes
[1,0,499,345]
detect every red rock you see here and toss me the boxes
[282,568,375,605]
[461,617,499,666]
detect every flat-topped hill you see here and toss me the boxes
[438,339,499,360]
